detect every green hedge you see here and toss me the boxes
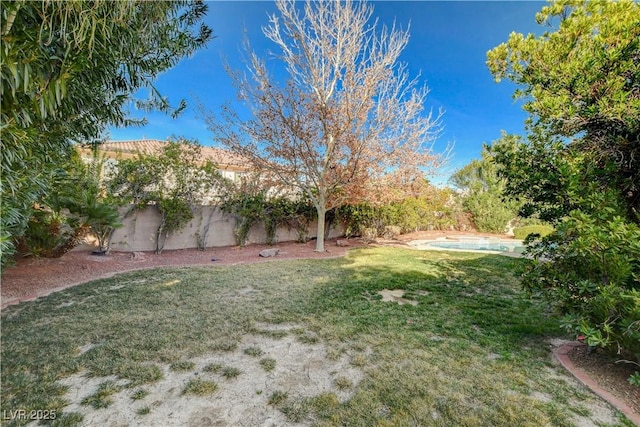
[513,225,554,240]
[336,189,467,237]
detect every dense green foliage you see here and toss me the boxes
[219,181,465,245]
[105,138,227,253]
[337,186,467,237]
[449,141,521,233]
[487,0,640,373]
[1,1,212,265]
[523,212,640,378]
[487,0,639,222]
[220,191,271,247]
[18,152,121,258]
[221,190,316,246]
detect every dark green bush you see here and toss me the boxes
[336,188,464,237]
[522,211,640,373]
[21,208,84,258]
[222,192,316,246]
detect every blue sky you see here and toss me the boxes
[107,1,546,184]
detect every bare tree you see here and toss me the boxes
[205,0,443,252]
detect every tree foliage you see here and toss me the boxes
[487,0,640,222]
[487,0,640,372]
[337,185,466,238]
[449,138,521,233]
[18,151,121,258]
[105,138,228,253]
[205,0,443,252]
[1,0,212,264]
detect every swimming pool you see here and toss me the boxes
[408,237,525,254]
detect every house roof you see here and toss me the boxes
[88,139,250,171]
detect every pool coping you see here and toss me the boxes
[406,236,525,255]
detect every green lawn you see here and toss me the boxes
[0,247,632,426]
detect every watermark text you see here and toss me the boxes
[2,409,57,421]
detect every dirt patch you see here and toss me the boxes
[0,238,369,308]
[377,289,418,306]
[567,344,640,416]
[59,325,364,426]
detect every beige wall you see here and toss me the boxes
[107,205,343,252]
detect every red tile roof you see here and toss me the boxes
[96,139,250,170]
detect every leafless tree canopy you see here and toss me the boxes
[205,0,444,251]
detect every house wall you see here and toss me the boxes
[107,205,344,252]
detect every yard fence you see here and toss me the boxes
[106,205,344,252]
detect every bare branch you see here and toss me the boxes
[204,0,444,251]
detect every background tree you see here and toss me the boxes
[205,0,443,252]
[487,0,640,379]
[18,151,121,258]
[449,137,521,233]
[106,138,229,254]
[1,0,212,265]
[487,0,639,223]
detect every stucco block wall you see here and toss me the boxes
[108,205,343,252]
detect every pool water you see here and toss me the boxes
[409,238,525,253]
[427,241,524,252]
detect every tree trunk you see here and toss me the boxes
[315,206,326,252]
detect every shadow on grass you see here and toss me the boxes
[292,247,557,353]
[2,246,627,427]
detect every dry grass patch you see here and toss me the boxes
[1,248,633,426]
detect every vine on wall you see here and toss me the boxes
[106,137,230,253]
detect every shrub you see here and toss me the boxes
[17,153,122,259]
[336,187,463,237]
[221,192,266,246]
[264,197,315,245]
[336,204,378,237]
[463,191,517,233]
[522,211,640,379]
[513,225,554,240]
[221,191,316,246]
[20,208,83,258]
[449,145,521,234]
[382,225,401,239]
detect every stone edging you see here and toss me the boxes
[554,341,640,426]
